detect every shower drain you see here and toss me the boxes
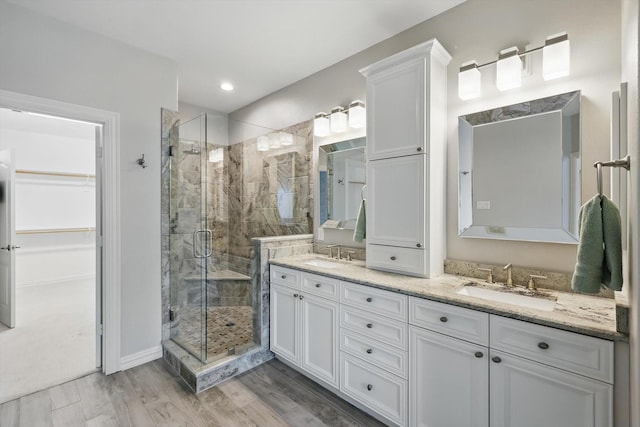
[225,322,235,327]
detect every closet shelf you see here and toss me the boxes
[16,227,96,235]
[16,169,95,179]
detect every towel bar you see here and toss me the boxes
[593,154,630,197]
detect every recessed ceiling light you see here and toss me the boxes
[220,82,234,91]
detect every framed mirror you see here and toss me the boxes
[318,136,366,230]
[458,91,581,243]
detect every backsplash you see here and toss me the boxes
[444,259,613,298]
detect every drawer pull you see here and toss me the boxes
[315,283,321,288]
[366,384,373,391]
[390,256,396,261]
[366,348,373,354]
[492,356,502,364]
[366,323,373,329]
[439,316,448,323]
[416,243,422,248]
[538,342,550,350]
[474,351,484,358]
[293,293,299,298]
[417,147,423,152]
[366,297,373,302]
[281,275,287,279]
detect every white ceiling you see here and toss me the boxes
[8,0,465,113]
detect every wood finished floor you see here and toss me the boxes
[0,358,386,427]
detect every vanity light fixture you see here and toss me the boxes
[330,106,348,133]
[280,131,294,146]
[313,101,367,136]
[256,135,269,151]
[458,32,570,100]
[208,148,224,163]
[314,113,330,137]
[348,100,366,128]
[268,132,281,149]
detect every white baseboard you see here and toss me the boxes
[120,345,163,371]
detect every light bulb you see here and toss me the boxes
[257,135,269,151]
[543,33,570,80]
[458,61,481,100]
[330,106,347,133]
[268,132,281,149]
[314,113,330,137]
[496,47,522,91]
[280,132,293,146]
[348,100,366,128]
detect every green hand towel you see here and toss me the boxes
[601,195,623,291]
[571,195,623,293]
[353,199,366,243]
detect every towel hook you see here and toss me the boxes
[593,154,631,197]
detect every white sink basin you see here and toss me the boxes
[304,259,340,269]
[457,286,556,312]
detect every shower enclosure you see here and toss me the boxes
[168,112,258,363]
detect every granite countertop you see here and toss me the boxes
[270,254,625,341]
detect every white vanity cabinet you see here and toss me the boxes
[360,38,451,278]
[269,266,339,388]
[489,316,614,427]
[409,298,489,427]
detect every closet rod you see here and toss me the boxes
[16,169,96,179]
[16,227,96,235]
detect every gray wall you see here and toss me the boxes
[230,0,621,273]
[0,2,178,359]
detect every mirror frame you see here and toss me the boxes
[313,127,366,245]
[458,91,581,244]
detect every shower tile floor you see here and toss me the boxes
[174,305,255,361]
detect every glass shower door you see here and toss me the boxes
[169,113,209,362]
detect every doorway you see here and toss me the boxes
[0,108,101,403]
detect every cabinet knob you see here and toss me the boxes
[538,342,549,350]
[366,384,373,391]
[293,293,299,298]
[281,275,286,279]
[366,348,373,354]
[366,297,373,303]
[390,256,396,261]
[315,283,321,288]
[439,316,448,323]
[299,295,304,300]
[492,356,502,363]
[366,323,373,329]
[416,147,423,152]
[416,243,422,248]
[474,352,484,358]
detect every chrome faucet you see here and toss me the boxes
[478,267,494,283]
[503,263,513,286]
[327,245,341,259]
[527,274,547,290]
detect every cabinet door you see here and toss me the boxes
[410,326,488,427]
[490,350,612,427]
[270,283,299,364]
[368,155,426,248]
[300,293,339,388]
[367,58,426,160]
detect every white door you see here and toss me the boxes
[270,283,299,364]
[300,293,338,387]
[409,326,488,427]
[490,350,612,427]
[367,155,427,248]
[0,149,16,328]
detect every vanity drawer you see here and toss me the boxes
[409,297,489,346]
[340,352,407,426]
[490,315,614,383]
[340,329,408,379]
[341,305,408,350]
[366,244,428,277]
[340,281,408,321]
[301,272,339,301]
[270,265,300,289]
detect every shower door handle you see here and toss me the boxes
[193,230,213,258]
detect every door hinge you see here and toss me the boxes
[96,146,103,158]
[168,145,174,157]
[169,308,176,322]
[97,324,103,335]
